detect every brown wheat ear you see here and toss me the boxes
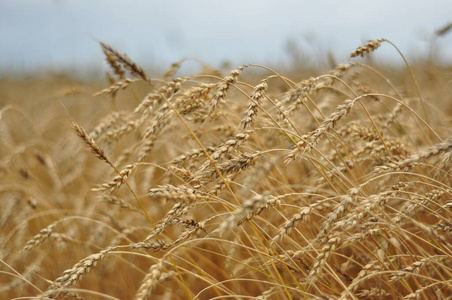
[350,39,385,58]
[72,121,113,167]
[100,42,148,81]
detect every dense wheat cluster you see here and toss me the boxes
[1,38,451,299]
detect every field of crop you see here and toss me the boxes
[1,38,451,299]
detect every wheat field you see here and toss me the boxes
[1,38,451,299]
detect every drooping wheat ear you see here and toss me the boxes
[383,101,404,130]
[350,137,409,168]
[46,247,115,294]
[134,219,206,252]
[218,173,246,195]
[330,182,409,234]
[170,146,217,166]
[196,151,260,184]
[209,65,247,114]
[403,281,452,300]
[134,82,205,158]
[350,39,385,58]
[88,111,125,141]
[401,188,448,215]
[144,185,209,243]
[284,97,360,163]
[198,130,254,173]
[341,260,387,296]
[163,59,185,80]
[271,198,328,244]
[142,204,188,242]
[134,260,165,300]
[340,121,380,142]
[72,121,113,167]
[241,78,269,130]
[73,122,154,226]
[307,235,341,282]
[92,164,136,193]
[100,42,148,81]
[145,186,208,238]
[102,46,125,79]
[374,135,452,173]
[213,193,280,236]
[170,165,197,184]
[345,227,384,245]
[389,256,437,283]
[286,76,319,115]
[138,103,172,162]
[148,184,204,204]
[20,222,56,253]
[273,98,292,129]
[134,77,188,115]
[316,188,359,243]
[93,78,141,97]
[174,83,214,116]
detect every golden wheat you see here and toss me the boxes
[1,38,451,299]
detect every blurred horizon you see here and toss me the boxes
[1,0,452,77]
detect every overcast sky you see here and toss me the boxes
[1,0,451,75]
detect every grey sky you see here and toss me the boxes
[1,0,451,74]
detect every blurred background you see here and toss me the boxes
[1,0,451,76]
